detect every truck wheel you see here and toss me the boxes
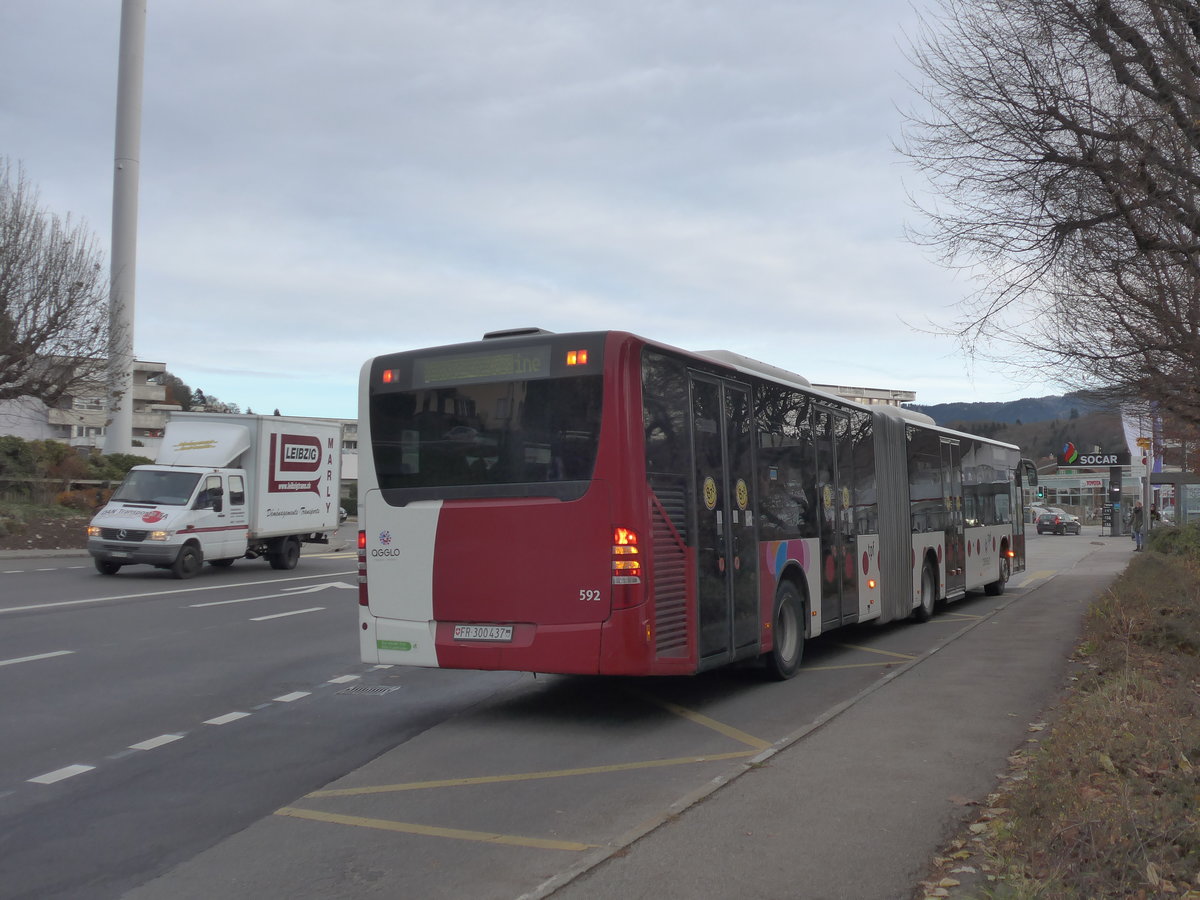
[269,537,301,570]
[171,545,202,579]
[763,580,804,681]
[95,559,122,576]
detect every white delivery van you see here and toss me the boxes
[88,413,342,578]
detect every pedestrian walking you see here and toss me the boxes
[1131,501,1145,551]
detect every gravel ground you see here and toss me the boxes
[0,513,90,552]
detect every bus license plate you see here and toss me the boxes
[453,624,513,642]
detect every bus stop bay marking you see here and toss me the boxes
[835,643,919,661]
[1017,569,1056,588]
[303,751,759,799]
[623,690,773,751]
[274,807,597,852]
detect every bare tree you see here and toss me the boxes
[901,0,1200,425]
[0,158,110,407]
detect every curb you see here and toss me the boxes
[0,548,90,560]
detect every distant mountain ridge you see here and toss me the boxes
[905,394,1125,462]
[906,394,1096,426]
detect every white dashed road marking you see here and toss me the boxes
[205,712,251,725]
[29,765,94,785]
[129,734,185,751]
[273,692,311,703]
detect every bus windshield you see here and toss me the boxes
[369,375,603,491]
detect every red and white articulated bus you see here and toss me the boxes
[357,328,1034,680]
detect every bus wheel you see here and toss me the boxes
[914,562,936,622]
[269,537,301,570]
[171,544,203,580]
[985,555,1010,596]
[764,581,804,681]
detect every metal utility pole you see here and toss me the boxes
[103,0,147,455]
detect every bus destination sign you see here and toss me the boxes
[414,346,554,386]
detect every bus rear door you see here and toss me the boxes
[690,374,759,669]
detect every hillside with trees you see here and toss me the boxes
[906,397,1126,464]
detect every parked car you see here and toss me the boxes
[1036,512,1081,535]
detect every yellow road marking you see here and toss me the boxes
[836,643,917,661]
[275,807,596,851]
[804,661,906,671]
[624,690,773,751]
[307,750,758,798]
[1017,569,1055,587]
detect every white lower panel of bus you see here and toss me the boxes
[361,497,442,668]
[369,618,441,667]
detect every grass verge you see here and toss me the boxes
[920,533,1200,899]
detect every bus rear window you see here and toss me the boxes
[369,376,603,491]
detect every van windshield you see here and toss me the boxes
[112,470,201,506]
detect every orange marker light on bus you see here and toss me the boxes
[566,350,589,366]
[613,527,638,548]
[382,369,395,384]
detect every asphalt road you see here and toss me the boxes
[0,529,1105,900]
[0,542,523,900]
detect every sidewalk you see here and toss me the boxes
[543,540,1128,900]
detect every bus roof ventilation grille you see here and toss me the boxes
[482,327,556,340]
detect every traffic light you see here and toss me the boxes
[1036,486,1045,500]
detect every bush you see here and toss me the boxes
[55,488,112,511]
[1146,523,1200,557]
[89,451,152,483]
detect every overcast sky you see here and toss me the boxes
[2,1,1052,420]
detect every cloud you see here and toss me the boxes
[1,0,1050,421]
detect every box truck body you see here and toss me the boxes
[88,413,342,578]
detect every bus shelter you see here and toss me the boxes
[1151,473,1200,526]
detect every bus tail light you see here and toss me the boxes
[358,530,369,607]
[612,526,641,584]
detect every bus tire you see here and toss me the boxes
[269,536,301,570]
[172,544,203,580]
[764,580,804,681]
[985,553,1009,596]
[914,561,936,622]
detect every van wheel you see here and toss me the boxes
[764,581,804,681]
[914,562,936,622]
[95,559,122,576]
[172,545,202,579]
[269,537,301,570]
